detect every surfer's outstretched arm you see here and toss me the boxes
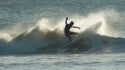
[65,17,68,24]
[72,26,80,29]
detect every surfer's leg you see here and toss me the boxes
[66,35,71,42]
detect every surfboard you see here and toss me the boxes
[61,35,81,48]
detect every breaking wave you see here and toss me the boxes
[0,10,125,55]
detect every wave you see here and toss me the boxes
[0,10,125,55]
[0,22,124,55]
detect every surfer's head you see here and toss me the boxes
[70,21,74,25]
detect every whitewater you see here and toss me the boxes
[0,0,125,70]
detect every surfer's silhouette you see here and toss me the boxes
[64,17,80,42]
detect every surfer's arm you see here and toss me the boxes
[72,26,80,29]
[65,17,68,24]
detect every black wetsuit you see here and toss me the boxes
[65,24,72,36]
[64,24,77,41]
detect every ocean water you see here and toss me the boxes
[0,0,125,54]
[0,0,125,69]
[0,53,125,70]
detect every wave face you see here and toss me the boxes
[0,21,125,54]
[0,0,125,54]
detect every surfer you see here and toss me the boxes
[64,17,80,42]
